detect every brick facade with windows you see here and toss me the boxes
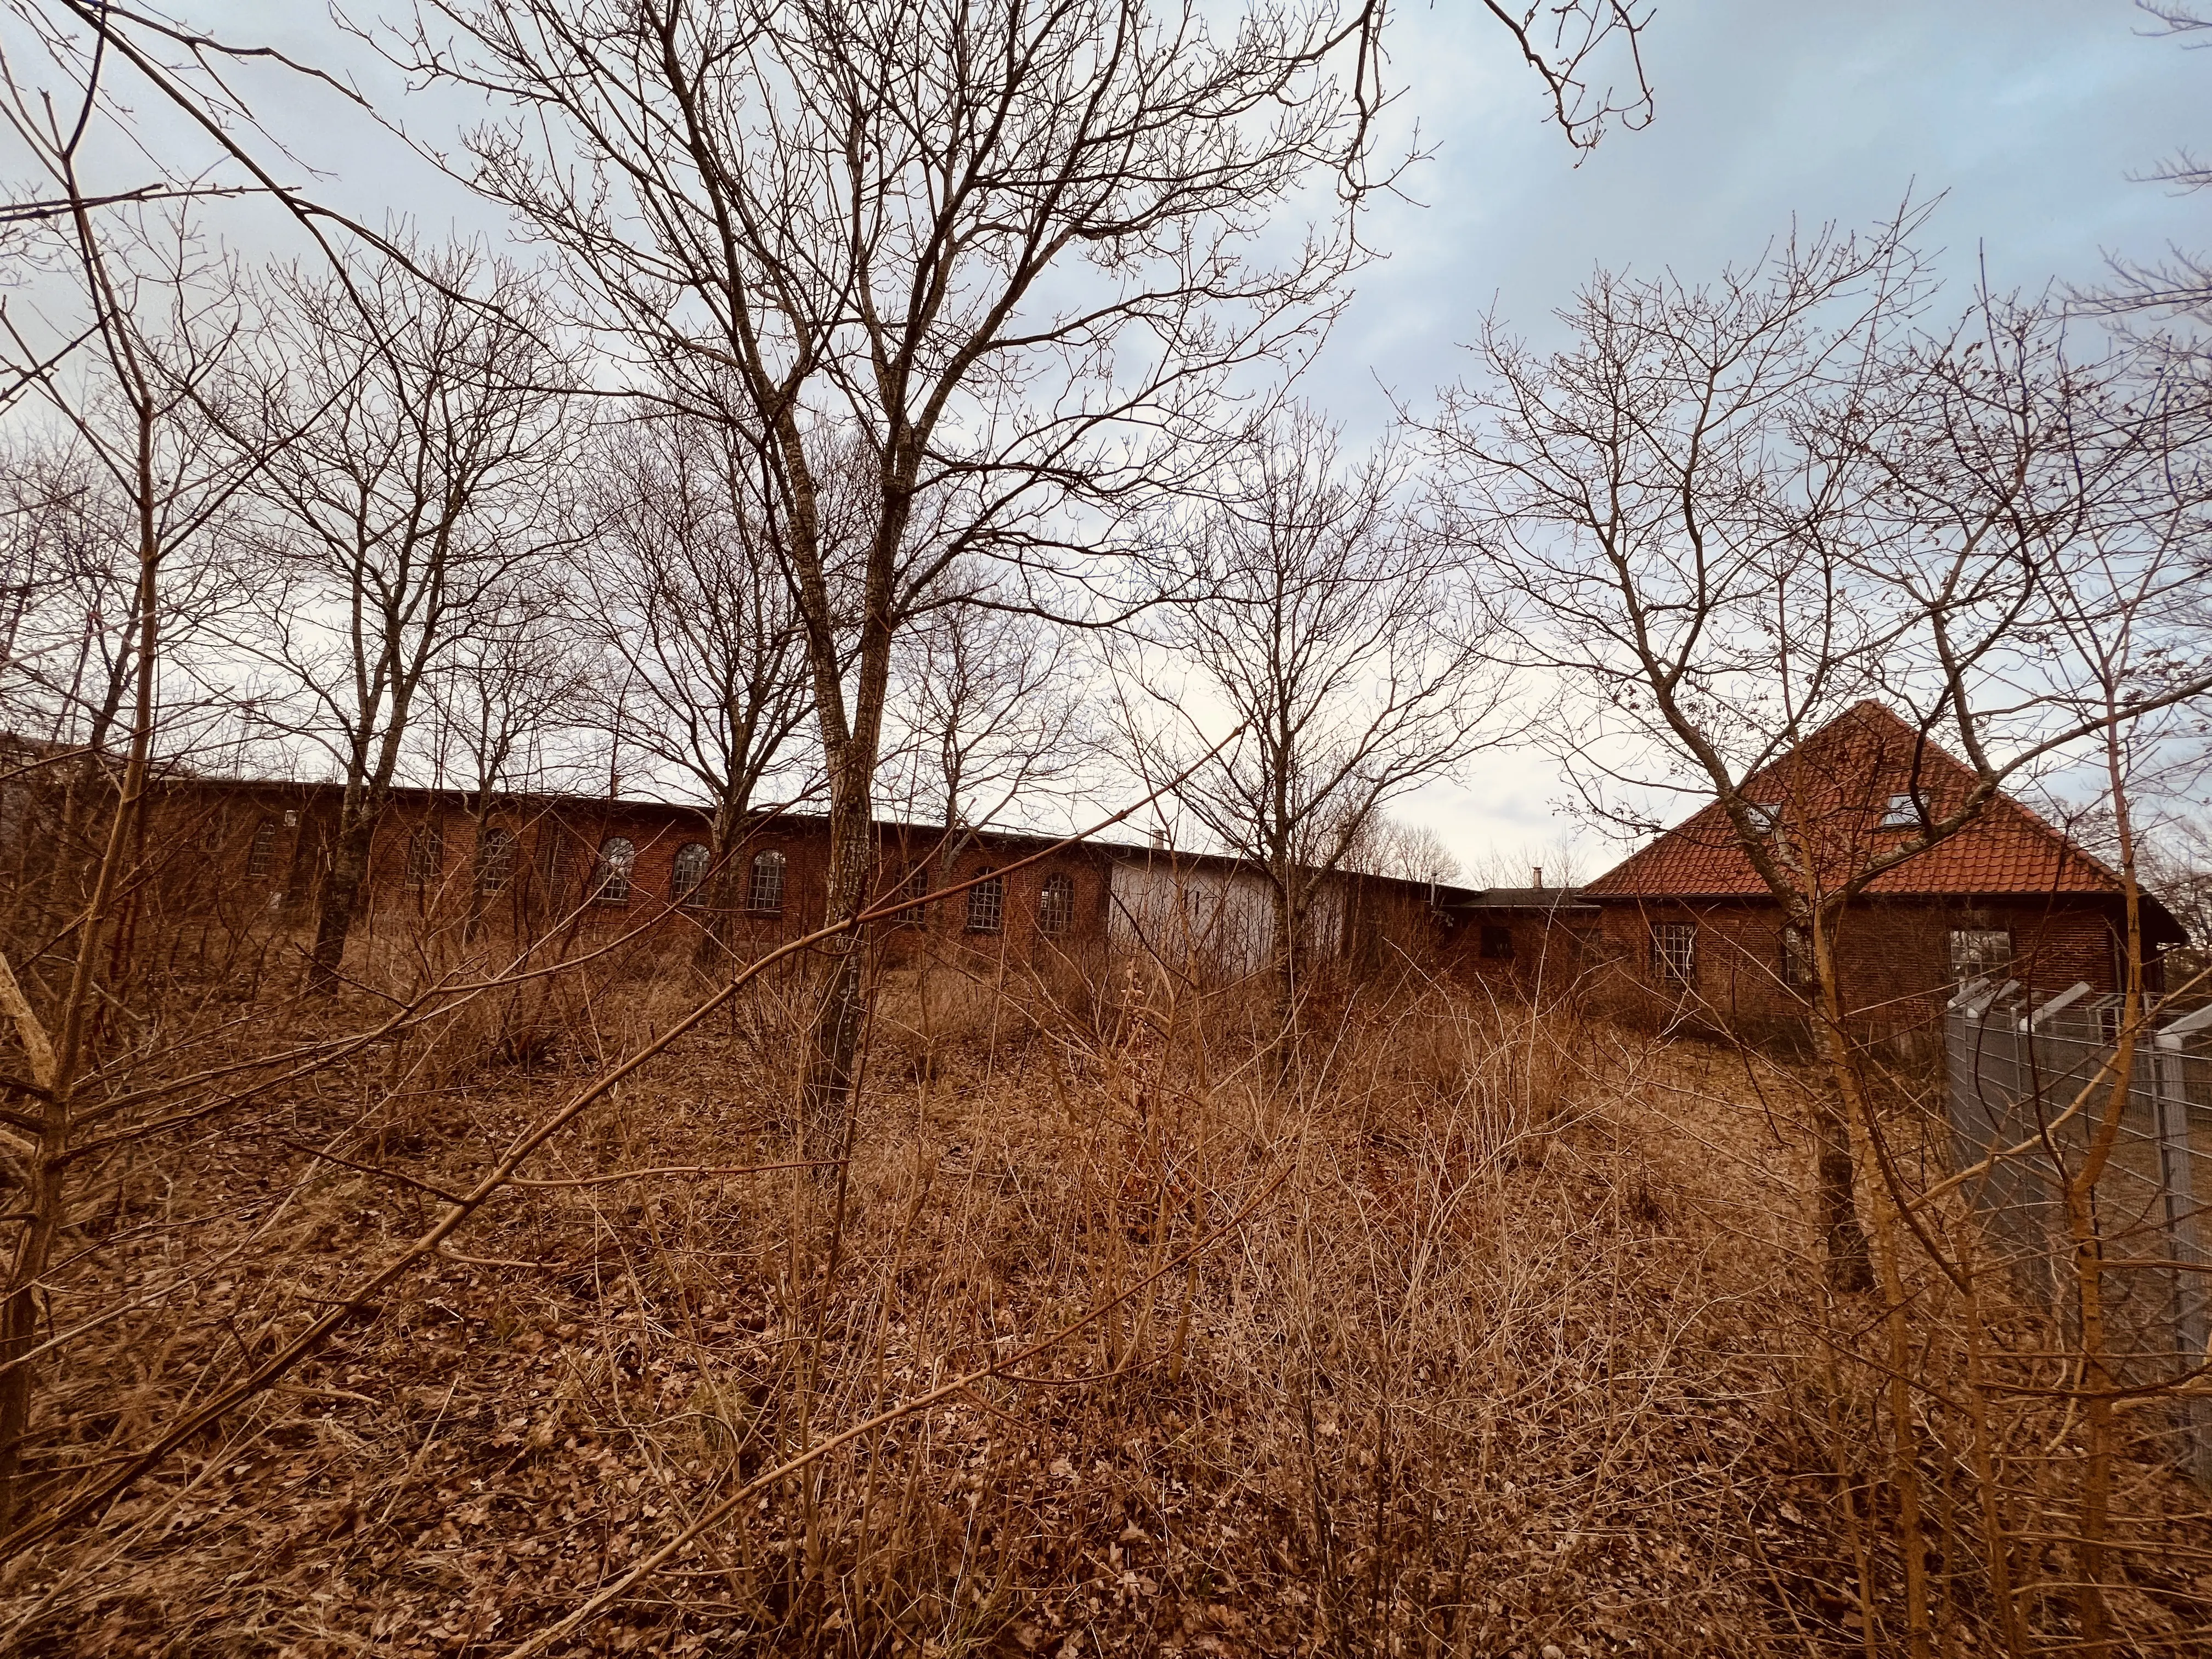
[3,759,1452,986]
[1564,703,2186,1042]
[7,703,2185,1026]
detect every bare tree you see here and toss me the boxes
[1430,220,1940,1291]
[0,75,273,1529]
[231,249,576,994]
[574,408,817,951]
[1849,291,2212,1641]
[378,0,1650,1153]
[415,577,592,936]
[422,581,589,808]
[2141,814,2212,983]
[0,225,259,849]
[1348,815,1464,886]
[1121,409,1503,1014]
[882,571,1091,882]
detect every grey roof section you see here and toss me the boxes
[1453,887,1599,913]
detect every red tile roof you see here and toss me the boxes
[1581,702,2129,902]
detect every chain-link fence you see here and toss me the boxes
[1945,978,2212,1486]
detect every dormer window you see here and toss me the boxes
[1879,792,1922,830]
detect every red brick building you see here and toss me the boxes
[15,704,2177,1030]
[1564,703,2186,1041]
[1443,882,1603,998]
[0,760,1446,985]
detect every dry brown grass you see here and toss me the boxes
[2,950,2207,1656]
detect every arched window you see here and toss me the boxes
[966,868,1004,934]
[899,864,930,928]
[477,826,517,894]
[246,818,279,879]
[747,848,786,915]
[594,836,637,904]
[407,820,445,888]
[672,842,711,905]
[1037,872,1075,936]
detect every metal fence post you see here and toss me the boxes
[2154,1004,2212,1490]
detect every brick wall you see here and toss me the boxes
[122,777,1139,969]
[1582,894,2137,1040]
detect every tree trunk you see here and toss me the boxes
[1809,911,1877,1294]
[693,795,746,972]
[1,297,162,1526]
[799,773,873,1160]
[789,445,905,1167]
[0,1142,63,1531]
[304,805,379,997]
[1268,866,1303,1084]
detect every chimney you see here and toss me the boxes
[1532,865,1544,890]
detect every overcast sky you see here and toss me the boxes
[1344,0,2211,880]
[48,2,2212,878]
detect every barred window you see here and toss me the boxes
[1948,928,2011,981]
[1782,924,1815,988]
[1480,925,1514,961]
[748,848,786,915]
[1651,922,1696,986]
[407,821,445,888]
[246,818,279,879]
[672,842,710,905]
[899,865,930,927]
[594,836,637,904]
[477,826,516,894]
[1037,872,1075,936]
[966,868,1004,934]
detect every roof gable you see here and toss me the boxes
[1581,702,2128,902]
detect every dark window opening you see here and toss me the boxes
[899,865,930,927]
[1038,872,1075,936]
[1782,924,1815,988]
[1479,924,1514,961]
[407,821,445,888]
[477,826,516,894]
[541,832,573,901]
